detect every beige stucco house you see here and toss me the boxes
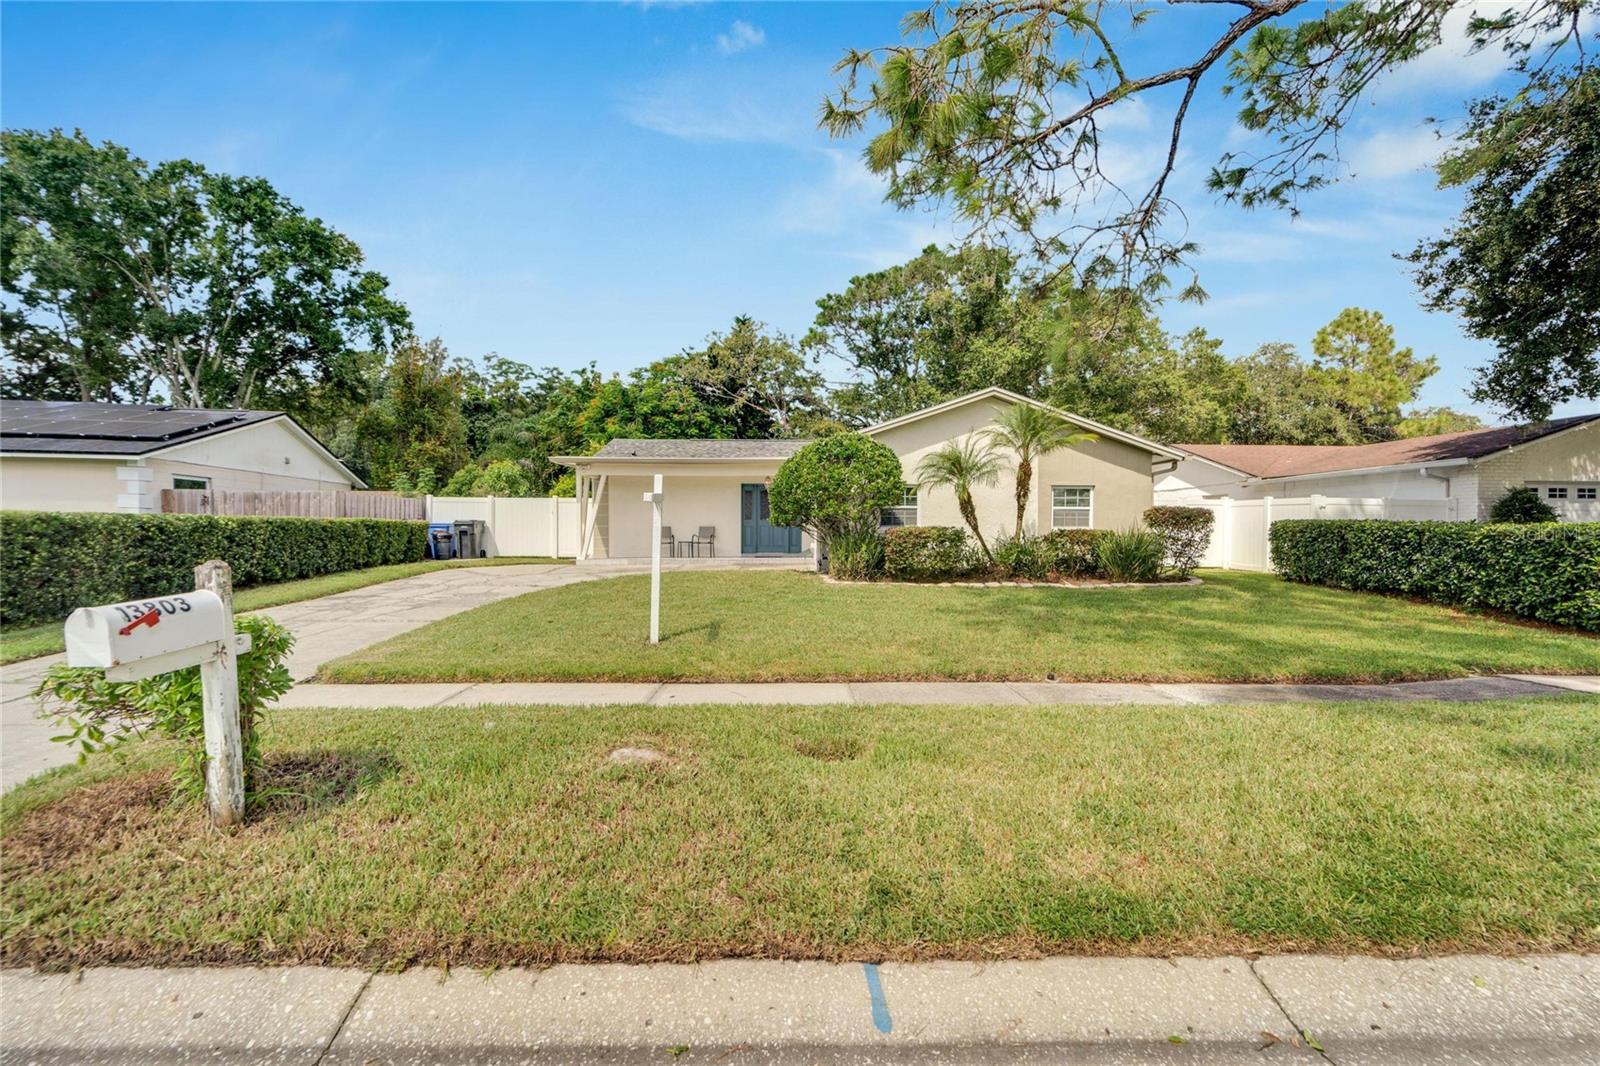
[556,388,1183,564]
[1156,414,1600,521]
[0,400,362,513]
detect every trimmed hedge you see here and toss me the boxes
[1143,506,1215,577]
[1039,528,1107,576]
[1269,519,1600,631]
[1,512,427,627]
[882,526,969,581]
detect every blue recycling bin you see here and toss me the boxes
[427,522,455,559]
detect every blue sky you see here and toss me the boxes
[2,1,1576,420]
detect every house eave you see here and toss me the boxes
[552,455,795,466]
[1247,456,1474,485]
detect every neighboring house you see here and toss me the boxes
[555,387,1184,563]
[1156,414,1600,521]
[0,400,363,514]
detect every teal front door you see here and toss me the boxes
[741,483,802,554]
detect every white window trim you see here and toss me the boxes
[1050,485,1094,529]
[172,475,211,491]
[883,484,919,527]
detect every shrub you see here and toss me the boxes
[882,526,969,580]
[33,614,294,806]
[769,433,905,549]
[1489,486,1560,524]
[0,512,426,627]
[826,529,885,581]
[1143,506,1216,577]
[1270,519,1600,630]
[992,532,1051,580]
[1097,527,1165,582]
[1040,528,1107,576]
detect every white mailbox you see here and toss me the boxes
[65,591,249,681]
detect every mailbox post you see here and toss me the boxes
[63,560,250,829]
[642,474,663,644]
[195,561,244,828]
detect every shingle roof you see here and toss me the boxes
[0,400,283,456]
[1176,413,1599,479]
[588,438,814,460]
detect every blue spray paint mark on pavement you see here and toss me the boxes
[862,963,892,1033]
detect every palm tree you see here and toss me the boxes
[916,436,1004,564]
[985,403,1097,536]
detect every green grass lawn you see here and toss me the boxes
[0,556,569,666]
[320,569,1600,684]
[3,697,1595,967]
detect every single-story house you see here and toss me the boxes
[555,387,1184,563]
[1156,413,1600,521]
[0,399,363,513]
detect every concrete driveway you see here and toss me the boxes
[0,563,602,791]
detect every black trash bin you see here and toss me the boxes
[453,519,487,558]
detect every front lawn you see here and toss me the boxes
[3,698,1595,966]
[320,569,1600,684]
[0,556,569,665]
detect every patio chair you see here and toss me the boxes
[692,526,715,558]
[660,526,676,558]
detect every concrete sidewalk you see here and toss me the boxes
[274,672,1600,710]
[3,953,1596,1064]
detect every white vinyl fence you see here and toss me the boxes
[424,495,580,558]
[1190,494,1463,572]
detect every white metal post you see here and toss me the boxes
[194,560,245,829]
[1219,496,1233,570]
[647,474,663,644]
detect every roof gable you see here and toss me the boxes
[1176,413,1600,479]
[862,387,1184,460]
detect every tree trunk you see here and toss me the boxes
[1014,456,1032,537]
[960,492,994,564]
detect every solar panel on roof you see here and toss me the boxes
[0,401,255,442]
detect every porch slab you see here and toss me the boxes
[653,683,853,705]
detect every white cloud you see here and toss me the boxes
[619,77,801,143]
[776,150,886,234]
[1371,4,1515,99]
[773,149,961,268]
[715,20,765,55]
[1346,124,1454,180]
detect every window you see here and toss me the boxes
[1051,485,1093,528]
[882,485,918,527]
[173,476,210,491]
[1547,486,1569,500]
[1579,487,1597,501]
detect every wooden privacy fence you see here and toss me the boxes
[161,488,425,521]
